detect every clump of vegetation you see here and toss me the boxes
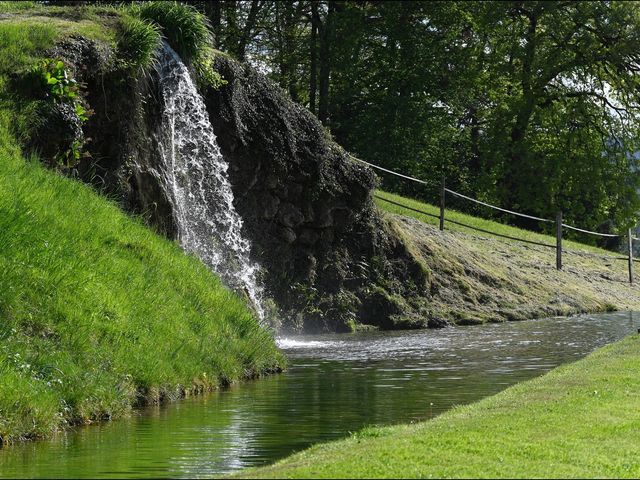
[131,1,209,62]
[115,15,162,73]
[128,1,226,89]
[28,58,90,167]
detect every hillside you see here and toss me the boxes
[0,6,282,444]
[375,191,640,325]
[0,122,282,444]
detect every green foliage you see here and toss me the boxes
[194,52,227,90]
[0,120,282,443]
[29,59,90,167]
[116,15,162,73]
[127,1,225,88]
[32,59,78,105]
[131,1,210,62]
[326,1,640,234]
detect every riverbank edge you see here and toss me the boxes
[240,332,640,478]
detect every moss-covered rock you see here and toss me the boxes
[201,55,432,332]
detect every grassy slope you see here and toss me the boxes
[0,7,281,444]
[376,191,640,325]
[376,190,615,255]
[243,334,640,479]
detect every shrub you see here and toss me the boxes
[127,1,226,89]
[131,1,210,62]
[116,15,162,73]
[24,59,90,168]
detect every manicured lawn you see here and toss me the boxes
[243,334,640,478]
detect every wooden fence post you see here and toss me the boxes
[556,211,563,270]
[629,228,634,285]
[439,177,446,231]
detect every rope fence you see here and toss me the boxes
[353,155,637,284]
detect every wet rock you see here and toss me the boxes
[427,316,450,329]
[298,228,320,246]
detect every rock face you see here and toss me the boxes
[201,56,431,332]
[29,38,432,333]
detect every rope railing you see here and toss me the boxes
[444,188,554,224]
[352,156,430,185]
[561,223,621,238]
[353,155,621,237]
[354,155,637,284]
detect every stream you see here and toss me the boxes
[1,311,638,478]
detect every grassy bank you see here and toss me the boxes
[375,190,614,255]
[374,191,640,325]
[0,123,282,444]
[0,6,282,444]
[243,333,640,478]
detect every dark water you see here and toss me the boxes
[1,311,638,478]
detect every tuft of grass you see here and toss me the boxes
[127,1,226,89]
[130,1,210,62]
[242,334,640,478]
[0,113,283,444]
[116,15,162,73]
[0,1,36,13]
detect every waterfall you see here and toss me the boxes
[152,43,264,320]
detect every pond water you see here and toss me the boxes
[1,311,638,478]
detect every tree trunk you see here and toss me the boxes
[236,0,262,61]
[206,1,222,48]
[318,1,335,125]
[504,8,538,212]
[310,1,319,114]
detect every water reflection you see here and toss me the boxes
[1,311,638,478]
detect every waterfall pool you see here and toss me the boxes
[1,311,638,478]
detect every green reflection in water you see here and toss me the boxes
[1,311,638,478]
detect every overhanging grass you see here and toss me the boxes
[242,333,640,478]
[130,1,210,62]
[0,115,282,443]
[375,190,617,256]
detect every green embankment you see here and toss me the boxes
[0,5,282,444]
[0,126,282,444]
[375,190,615,255]
[243,334,640,479]
[374,190,640,325]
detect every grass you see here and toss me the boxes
[371,189,640,326]
[0,118,283,443]
[115,15,162,73]
[131,1,211,62]
[375,190,617,256]
[241,333,640,478]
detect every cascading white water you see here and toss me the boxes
[152,42,264,320]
